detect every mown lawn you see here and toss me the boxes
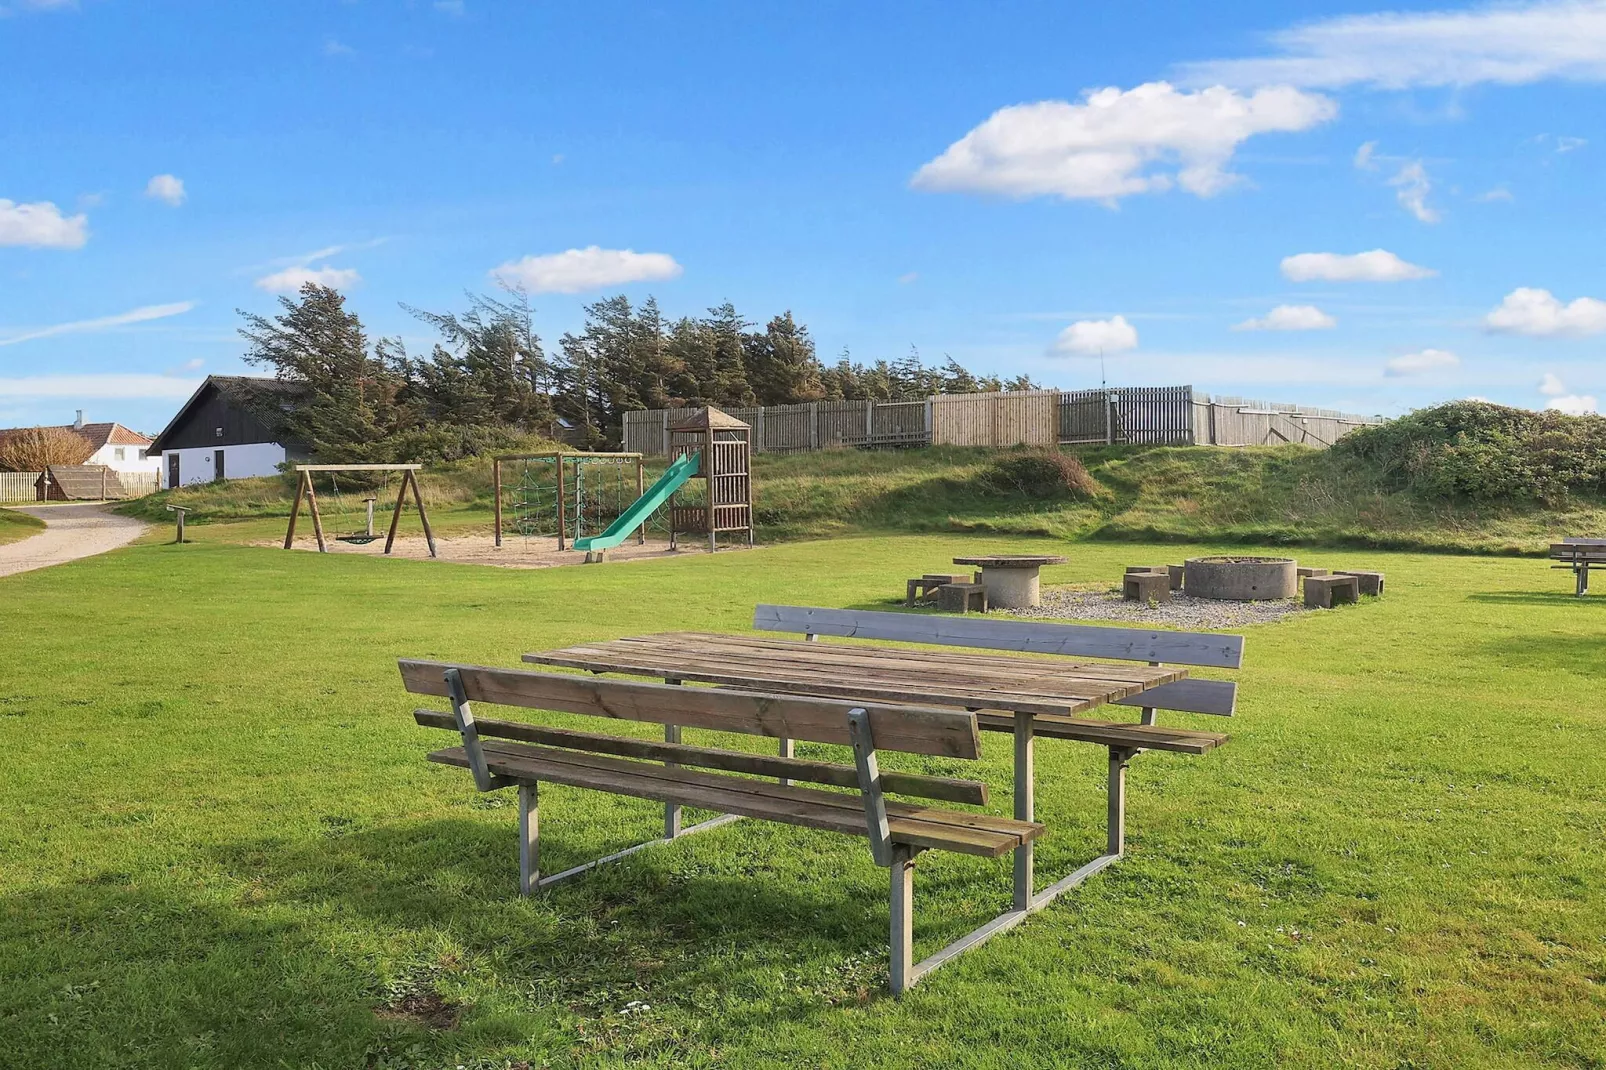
[0,535,1602,1068]
[0,506,45,546]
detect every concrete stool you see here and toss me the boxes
[1128,565,1183,590]
[906,574,973,606]
[1166,564,1184,590]
[1297,566,1328,579]
[1334,570,1385,596]
[937,582,988,614]
[1304,574,1360,609]
[1123,571,1171,603]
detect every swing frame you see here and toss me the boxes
[491,451,644,551]
[283,464,437,558]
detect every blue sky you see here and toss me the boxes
[1,0,1603,433]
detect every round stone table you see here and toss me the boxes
[952,554,1068,609]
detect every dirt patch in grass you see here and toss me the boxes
[374,990,460,1031]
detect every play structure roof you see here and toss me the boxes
[669,406,750,432]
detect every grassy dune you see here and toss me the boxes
[120,445,1605,555]
[0,506,45,546]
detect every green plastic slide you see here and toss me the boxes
[572,450,700,553]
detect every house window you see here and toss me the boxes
[215,427,224,438]
[137,449,147,460]
[114,447,125,461]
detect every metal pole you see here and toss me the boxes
[636,456,646,545]
[556,454,566,551]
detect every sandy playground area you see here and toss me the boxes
[270,532,745,569]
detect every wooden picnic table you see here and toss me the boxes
[951,554,1068,608]
[1551,538,1606,596]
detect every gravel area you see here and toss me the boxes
[0,504,148,579]
[1008,584,1314,627]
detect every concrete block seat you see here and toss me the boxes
[1304,574,1360,609]
[1123,571,1171,603]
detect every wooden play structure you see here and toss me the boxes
[668,407,753,552]
[284,463,436,558]
[491,451,645,551]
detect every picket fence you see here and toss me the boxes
[0,469,161,503]
[622,386,1381,455]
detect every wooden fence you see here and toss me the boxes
[0,472,41,503]
[622,387,1382,455]
[0,469,161,502]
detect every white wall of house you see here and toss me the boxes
[163,442,287,486]
[87,442,160,475]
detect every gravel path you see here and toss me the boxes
[1009,584,1314,628]
[0,504,149,579]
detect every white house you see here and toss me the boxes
[146,375,311,487]
[0,413,160,479]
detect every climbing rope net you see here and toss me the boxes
[508,456,669,545]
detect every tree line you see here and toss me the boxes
[239,284,1040,461]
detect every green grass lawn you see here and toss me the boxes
[1,536,1602,1068]
[0,506,45,545]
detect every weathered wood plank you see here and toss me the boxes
[412,709,988,804]
[428,742,1037,857]
[398,660,981,759]
[752,604,1246,669]
[975,711,1227,754]
[1109,678,1237,717]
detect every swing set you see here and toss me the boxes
[283,463,437,558]
[491,451,645,551]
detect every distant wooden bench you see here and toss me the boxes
[1551,540,1606,597]
[399,659,1041,995]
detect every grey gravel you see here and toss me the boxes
[1007,585,1315,628]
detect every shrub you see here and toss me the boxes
[1336,400,1606,503]
[983,448,1107,500]
[0,426,94,472]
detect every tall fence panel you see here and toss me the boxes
[0,472,42,502]
[622,387,1380,455]
[931,390,1058,447]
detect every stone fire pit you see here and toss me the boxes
[1184,556,1298,601]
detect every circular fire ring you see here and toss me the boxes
[1183,556,1297,601]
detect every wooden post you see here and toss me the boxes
[889,843,915,997]
[363,497,376,537]
[284,471,307,549]
[409,470,437,558]
[493,458,503,548]
[167,506,187,544]
[518,782,539,896]
[636,456,646,545]
[556,454,567,551]
[383,474,407,554]
[1013,711,1034,911]
[1108,747,1131,856]
[663,676,682,837]
[306,475,327,553]
[706,428,716,554]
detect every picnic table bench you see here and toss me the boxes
[513,604,1242,992]
[400,659,1039,995]
[1551,539,1606,596]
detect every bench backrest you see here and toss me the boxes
[752,604,1242,718]
[752,604,1245,669]
[398,659,981,758]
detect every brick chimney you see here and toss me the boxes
[74,409,84,430]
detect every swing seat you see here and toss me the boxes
[337,533,382,545]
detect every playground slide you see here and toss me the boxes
[572,450,699,554]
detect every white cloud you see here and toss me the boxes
[1388,161,1440,223]
[1179,0,1606,90]
[1385,348,1460,376]
[910,82,1337,204]
[144,174,186,206]
[0,302,195,347]
[254,265,361,293]
[0,199,88,248]
[0,374,203,399]
[1051,315,1139,356]
[434,0,464,13]
[1353,140,1378,169]
[1539,371,1568,396]
[1484,287,1606,336]
[897,272,919,285]
[1556,135,1588,152]
[1280,249,1437,282]
[1475,185,1514,202]
[490,246,683,294]
[323,37,354,56]
[1233,304,1337,331]
[1546,394,1598,414]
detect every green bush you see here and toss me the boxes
[1337,400,1606,504]
[982,448,1108,500]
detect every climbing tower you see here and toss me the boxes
[668,407,753,552]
